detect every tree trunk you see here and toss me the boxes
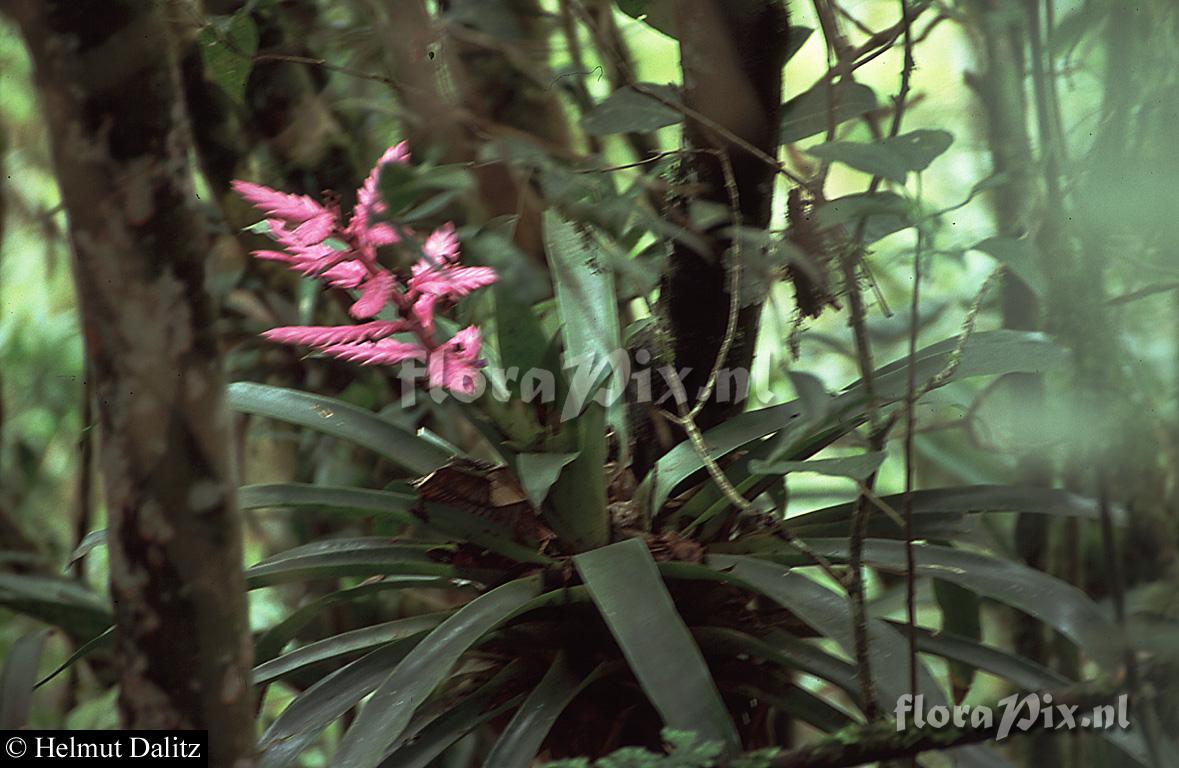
[8,2,255,763]
[666,0,789,431]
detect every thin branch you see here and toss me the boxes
[899,1,920,719]
[251,52,398,88]
[688,149,744,422]
[903,169,923,713]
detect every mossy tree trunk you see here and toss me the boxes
[7,2,255,763]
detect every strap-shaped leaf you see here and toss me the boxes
[255,577,464,664]
[574,539,740,755]
[245,538,470,588]
[545,403,609,551]
[719,556,943,706]
[890,623,1158,767]
[482,654,605,768]
[806,539,1123,668]
[642,330,1067,514]
[228,382,451,476]
[694,627,859,701]
[253,614,447,684]
[333,576,543,768]
[0,572,112,641]
[258,639,421,768]
[545,211,629,467]
[36,627,114,689]
[788,485,1106,537]
[660,558,944,707]
[379,665,528,768]
[239,483,417,522]
[0,629,50,729]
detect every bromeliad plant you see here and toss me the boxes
[3,143,1160,768]
[214,146,1159,767]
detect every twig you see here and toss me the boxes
[903,166,922,718]
[251,52,398,88]
[659,379,845,587]
[687,149,744,421]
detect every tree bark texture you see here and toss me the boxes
[10,2,255,763]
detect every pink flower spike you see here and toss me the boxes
[350,270,396,319]
[232,180,331,225]
[262,320,403,348]
[428,326,485,394]
[321,337,427,366]
[423,224,460,265]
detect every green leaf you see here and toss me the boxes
[381,663,528,768]
[788,485,1105,535]
[482,654,603,768]
[228,383,451,476]
[516,452,580,510]
[259,640,421,768]
[785,26,814,64]
[238,483,417,524]
[546,404,610,552]
[544,213,619,362]
[198,12,258,105]
[780,82,878,144]
[970,237,1045,296]
[67,529,107,570]
[494,287,552,398]
[574,539,740,755]
[816,191,913,243]
[0,572,112,642]
[689,555,946,707]
[255,578,462,665]
[694,627,859,701]
[0,629,49,729]
[244,538,469,588]
[894,623,1157,767]
[749,451,887,480]
[861,329,1069,401]
[581,85,682,135]
[543,214,627,526]
[934,580,982,703]
[808,130,954,184]
[254,614,446,685]
[805,539,1123,668]
[36,627,114,689]
[641,331,1066,515]
[333,576,543,768]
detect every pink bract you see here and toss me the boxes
[234,144,497,394]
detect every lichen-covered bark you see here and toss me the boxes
[667,0,789,431]
[9,2,254,763]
